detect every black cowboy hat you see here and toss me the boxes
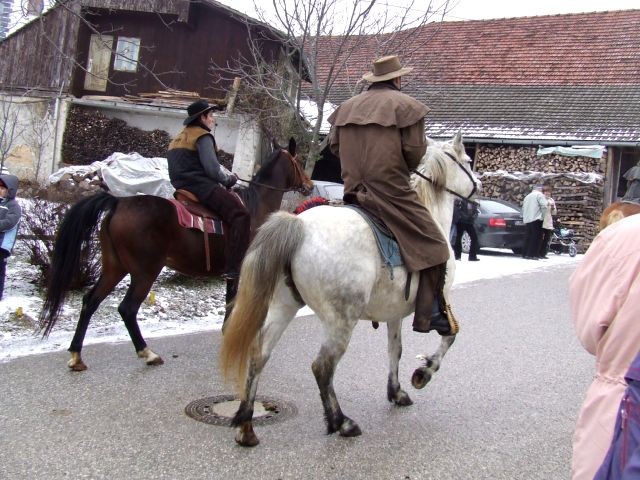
[183,100,223,126]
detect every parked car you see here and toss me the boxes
[460,197,526,255]
[310,180,344,201]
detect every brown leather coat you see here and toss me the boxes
[327,83,449,271]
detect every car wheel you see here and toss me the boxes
[461,231,471,254]
[512,247,523,255]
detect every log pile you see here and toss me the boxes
[475,145,606,174]
[475,145,605,251]
[62,105,172,165]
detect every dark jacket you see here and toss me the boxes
[0,174,21,255]
[327,83,449,271]
[167,125,234,200]
[454,199,478,225]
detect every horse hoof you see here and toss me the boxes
[411,367,432,390]
[146,356,164,366]
[68,360,88,371]
[235,424,260,447]
[394,390,413,407]
[137,348,164,366]
[68,353,87,371]
[338,418,362,437]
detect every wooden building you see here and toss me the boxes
[0,0,288,99]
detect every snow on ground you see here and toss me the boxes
[0,242,581,363]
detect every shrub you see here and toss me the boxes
[20,198,100,289]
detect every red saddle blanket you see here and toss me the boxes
[169,199,225,235]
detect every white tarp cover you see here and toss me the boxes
[50,152,175,198]
[536,145,605,159]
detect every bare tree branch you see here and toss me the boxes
[212,0,452,175]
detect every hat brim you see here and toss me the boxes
[362,66,413,83]
[183,105,219,125]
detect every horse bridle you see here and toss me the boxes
[412,152,478,203]
[236,149,311,193]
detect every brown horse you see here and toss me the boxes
[39,139,313,371]
[599,201,640,231]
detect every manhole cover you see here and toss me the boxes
[185,394,297,426]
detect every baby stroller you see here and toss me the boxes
[549,225,578,257]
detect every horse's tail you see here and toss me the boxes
[39,192,119,337]
[220,211,305,395]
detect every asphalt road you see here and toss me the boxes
[0,263,593,480]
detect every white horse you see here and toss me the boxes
[220,133,480,446]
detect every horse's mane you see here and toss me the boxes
[234,149,282,217]
[412,141,448,210]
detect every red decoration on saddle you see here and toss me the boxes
[293,196,329,215]
[169,199,225,235]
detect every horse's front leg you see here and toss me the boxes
[119,276,163,366]
[412,334,456,389]
[386,319,412,406]
[312,317,361,437]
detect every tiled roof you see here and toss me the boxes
[315,10,640,144]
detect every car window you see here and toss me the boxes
[479,200,520,214]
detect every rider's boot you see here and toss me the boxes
[221,212,251,281]
[412,264,459,335]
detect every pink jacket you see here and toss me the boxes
[570,214,640,480]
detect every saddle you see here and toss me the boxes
[171,189,226,272]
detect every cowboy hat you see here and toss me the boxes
[183,100,221,126]
[362,55,413,83]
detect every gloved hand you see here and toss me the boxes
[226,173,238,188]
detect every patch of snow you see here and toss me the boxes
[0,237,581,363]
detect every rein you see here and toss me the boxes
[236,150,309,193]
[412,152,478,203]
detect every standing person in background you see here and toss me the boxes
[539,185,557,259]
[521,184,547,260]
[452,199,480,261]
[621,160,640,202]
[0,174,22,300]
[570,214,640,480]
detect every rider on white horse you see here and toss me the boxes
[327,55,456,335]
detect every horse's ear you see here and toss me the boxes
[288,137,296,156]
[452,132,465,156]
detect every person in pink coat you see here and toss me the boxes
[570,214,640,479]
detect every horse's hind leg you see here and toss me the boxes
[312,316,361,437]
[412,334,456,389]
[233,284,300,446]
[386,319,412,406]
[68,269,126,371]
[118,271,164,366]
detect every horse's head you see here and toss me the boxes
[414,132,481,202]
[272,138,314,196]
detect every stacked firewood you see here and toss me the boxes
[475,145,606,173]
[475,145,605,252]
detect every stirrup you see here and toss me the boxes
[429,304,459,336]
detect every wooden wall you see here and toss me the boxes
[0,1,82,92]
[71,4,282,99]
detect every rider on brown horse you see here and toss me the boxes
[167,100,250,280]
[327,55,455,335]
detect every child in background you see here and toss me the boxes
[0,174,22,300]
